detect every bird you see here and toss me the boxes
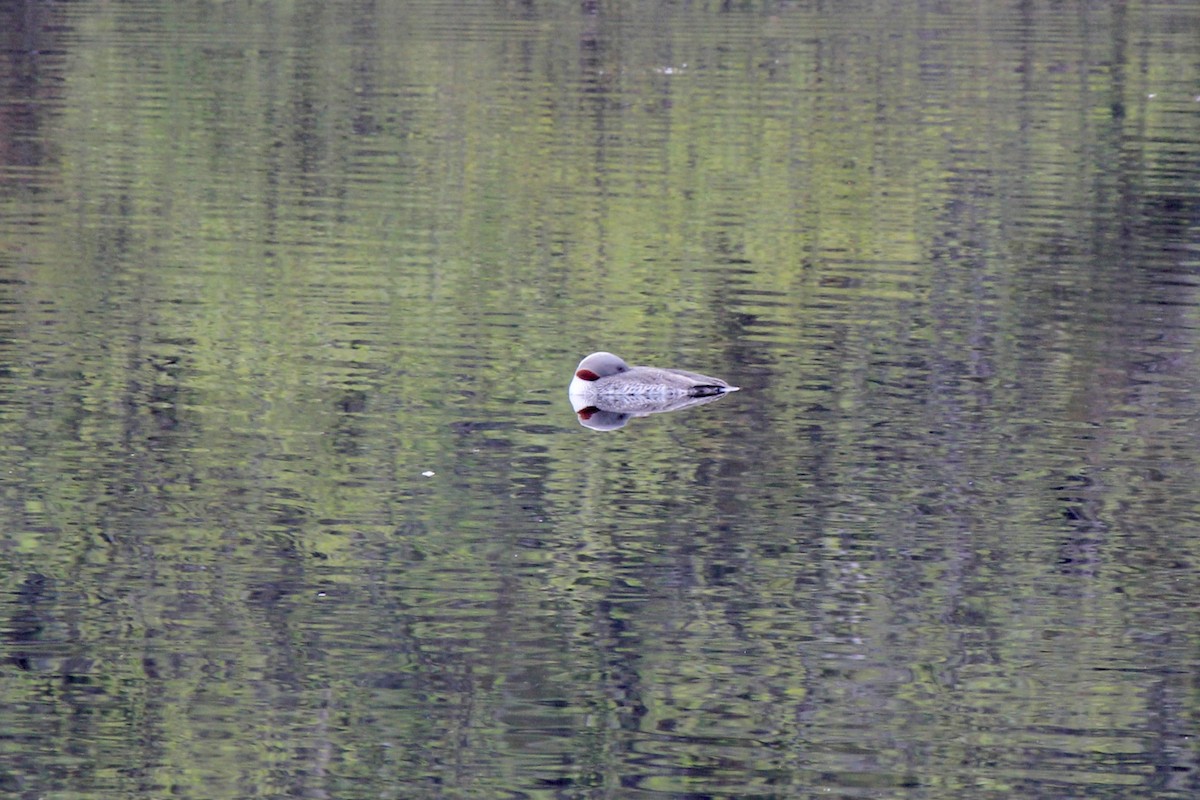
[568,351,738,401]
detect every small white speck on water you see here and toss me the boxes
[421,470,435,477]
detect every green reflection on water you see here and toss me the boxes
[0,0,1198,798]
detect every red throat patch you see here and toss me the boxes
[575,369,600,381]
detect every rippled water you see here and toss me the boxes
[1,1,1199,798]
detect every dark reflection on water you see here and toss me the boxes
[0,0,1199,798]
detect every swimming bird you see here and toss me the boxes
[568,351,739,401]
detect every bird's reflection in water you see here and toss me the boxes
[570,390,736,430]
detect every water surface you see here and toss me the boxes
[1,1,1199,798]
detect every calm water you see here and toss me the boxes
[1,1,1199,798]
